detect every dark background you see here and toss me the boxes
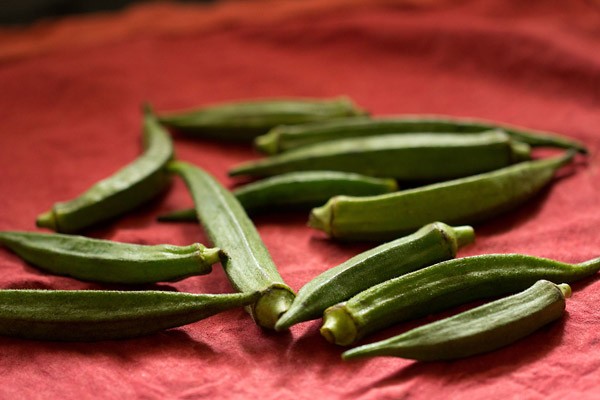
[0,0,215,25]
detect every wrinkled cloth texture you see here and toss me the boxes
[1,0,600,399]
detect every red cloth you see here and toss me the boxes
[1,0,600,398]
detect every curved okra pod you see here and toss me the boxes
[168,161,295,330]
[342,280,571,361]
[158,171,398,222]
[0,231,222,284]
[274,222,474,331]
[309,150,575,241]
[231,131,531,180]
[36,106,174,233]
[256,115,588,154]
[155,97,367,141]
[0,289,260,341]
[320,253,600,346]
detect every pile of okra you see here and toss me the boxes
[1,96,596,362]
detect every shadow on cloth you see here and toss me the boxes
[344,315,569,397]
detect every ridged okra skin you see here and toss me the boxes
[320,254,600,346]
[168,161,295,330]
[0,231,222,284]
[274,222,474,331]
[309,151,575,241]
[342,280,571,361]
[156,97,367,141]
[230,131,531,180]
[36,107,174,233]
[158,171,398,222]
[256,115,588,154]
[0,290,260,341]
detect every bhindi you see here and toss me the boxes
[158,171,397,222]
[0,231,222,285]
[309,150,575,241]
[0,289,259,341]
[320,253,600,346]
[168,161,295,330]
[274,222,474,331]
[231,131,531,180]
[36,106,174,233]
[342,280,570,361]
[156,97,367,141]
[256,115,588,154]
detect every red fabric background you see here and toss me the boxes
[1,1,600,398]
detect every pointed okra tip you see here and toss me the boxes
[274,301,303,332]
[555,148,578,167]
[254,130,280,155]
[341,342,391,361]
[35,210,57,231]
[142,102,155,117]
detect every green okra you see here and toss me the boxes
[342,280,571,361]
[156,97,367,141]
[158,171,398,222]
[0,289,260,341]
[274,222,474,331]
[256,115,588,154]
[36,106,174,233]
[309,150,575,241]
[168,161,295,330]
[320,253,600,346]
[230,131,531,180]
[0,231,222,285]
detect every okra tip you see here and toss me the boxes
[142,102,155,117]
[453,225,476,249]
[273,304,302,331]
[35,210,57,231]
[166,160,188,174]
[341,345,382,361]
[199,245,225,268]
[253,284,296,330]
[558,283,572,299]
[308,201,334,236]
[254,131,279,155]
[511,141,532,162]
[320,304,358,346]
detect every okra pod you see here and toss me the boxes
[320,253,600,346]
[309,150,575,241]
[0,289,260,341]
[342,280,571,361]
[158,171,398,222]
[36,106,174,233]
[274,222,474,331]
[231,131,531,180]
[0,231,222,285]
[156,97,367,141]
[168,161,295,330]
[256,115,588,154]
